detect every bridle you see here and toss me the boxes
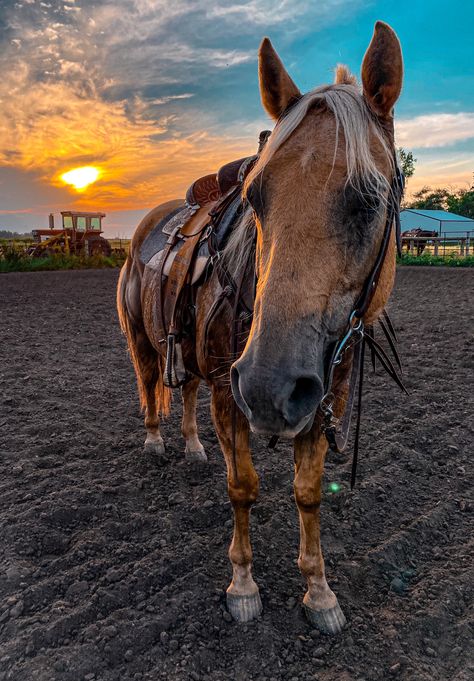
[317,152,407,486]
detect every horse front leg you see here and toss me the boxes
[294,428,346,634]
[211,387,261,622]
[181,376,207,462]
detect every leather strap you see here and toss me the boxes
[164,229,206,337]
[351,338,365,489]
[180,204,215,237]
[324,342,362,453]
[155,227,181,344]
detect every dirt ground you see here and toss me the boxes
[0,267,473,681]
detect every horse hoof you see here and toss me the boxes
[226,591,262,623]
[144,438,165,456]
[185,445,207,463]
[304,601,346,635]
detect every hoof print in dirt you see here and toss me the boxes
[304,602,346,635]
[226,591,262,623]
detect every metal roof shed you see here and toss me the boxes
[400,209,474,236]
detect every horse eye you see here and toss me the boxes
[343,187,380,222]
[359,193,381,220]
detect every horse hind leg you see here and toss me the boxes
[141,344,166,456]
[117,263,169,456]
[181,376,207,462]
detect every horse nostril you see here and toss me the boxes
[230,365,240,400]
[230,364,252,420]
[284,376,323,426]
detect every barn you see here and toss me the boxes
[400,209,474,237]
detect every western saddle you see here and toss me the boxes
[140,131,271,388]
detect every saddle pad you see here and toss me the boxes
[213,193,244,251]
[139,204,195,265]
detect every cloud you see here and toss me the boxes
[0,0,274,213]
[209,0,360,27]
[396,113,474,149]
[0,208,34,215]
[405,152,473,196]
[1,0,470,220]
[151,94,194,105]
[0,68,258,211]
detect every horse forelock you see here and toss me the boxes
[245,80,395,202]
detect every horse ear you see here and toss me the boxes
[259,37,301,120]
[361,21,403,118]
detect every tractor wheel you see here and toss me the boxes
[88,236,112,257]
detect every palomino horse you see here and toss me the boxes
[117,21,403,634]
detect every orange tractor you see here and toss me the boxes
[29,211,111,258]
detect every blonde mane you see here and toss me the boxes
[223,79,396,276]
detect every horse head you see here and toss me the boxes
[231,22,403,438]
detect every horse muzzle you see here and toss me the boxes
[230,360,324,438]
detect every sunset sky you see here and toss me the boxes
[1,0,473,236]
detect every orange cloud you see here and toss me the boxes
[404,155,473,197]
[1,65,471,216]
[0,68,257,211]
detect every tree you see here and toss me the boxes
[398,148,416,179]
[0,230,33,239]
[408,187,450,211]
[446,189,474,219]
[406,184,474,219]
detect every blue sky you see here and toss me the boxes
[0,0,472,236]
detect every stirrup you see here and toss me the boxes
[163,334,187,388]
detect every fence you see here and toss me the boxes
[401,235,472,258]
[107,238,131,255]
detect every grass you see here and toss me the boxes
[397,253,474,267]
[2,242,473,272]
[0,252,126,273]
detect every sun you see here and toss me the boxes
[61,166,100,191]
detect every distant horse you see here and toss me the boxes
[402,228,437,255]
[118,22,404,633]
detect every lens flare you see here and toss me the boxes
[61,166,100,191]
[328,482,341,494]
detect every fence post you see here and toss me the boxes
[409,239,415,255]
[460,239,465,256]
[434,240,439,256]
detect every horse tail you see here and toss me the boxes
[117,259,171,417]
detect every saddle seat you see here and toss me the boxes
[185,156,254,209]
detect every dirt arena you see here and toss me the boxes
[0,267,472,681]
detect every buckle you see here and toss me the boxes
[200,223,213,242]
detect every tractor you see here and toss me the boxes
[29,211,111,258]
